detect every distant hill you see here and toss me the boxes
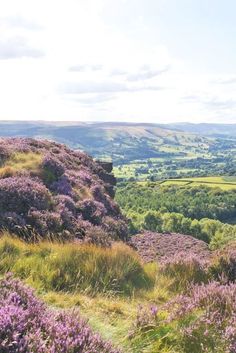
[165,122,236,137]
[0,120,216,160]
[0,121,235,180]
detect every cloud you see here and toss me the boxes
[126,65,170,81]
[214,77,236,85]
[59,80,163,94]
[182,94,236,111]
[0,16,43,31]
[110,68,128,76]
[60,81,127,94]
[181,94,201,102]
[109,65,170,81]
[203,97,236,110]
[67,93,115,105]
[0,36,44,59]
[69,64,103,72]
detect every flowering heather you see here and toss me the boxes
[0,177,52,213]
[160,252,209,290]
[0,138,127,241]
[42,154,65,179]
[164,281,236,353]
[132,281,236,353]
[130,231,210,263]
[209,245,236,283]
[0,274,121,353]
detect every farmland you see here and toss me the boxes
[159,176,236,190]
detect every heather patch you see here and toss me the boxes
[0,274,121,352]
[131,281,236,353]
[164,281,236,353]
[0,138,128,241]
[209,245,236,283]
[160,252,209,291]
[130,232,211,263]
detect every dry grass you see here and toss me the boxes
[0,233,154,295]
[0,152,43,177]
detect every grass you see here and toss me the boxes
[0,234,154,296]
[1,232,222,353]
[40,268,174,353]
[43,291,136,350]
[0,233,177,352]
[161,176,236,190]
[0,152,42,177]
[0,232,223,353]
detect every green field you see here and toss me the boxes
[160,176,236,190]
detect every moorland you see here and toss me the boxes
[0,130,236,353]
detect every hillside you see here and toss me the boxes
[0,137,236,353]
[0,121,235,180]
[0,138,127,242]
[130,232,211,263]
[166,122,236,137]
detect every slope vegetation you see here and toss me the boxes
[0,138,127,242]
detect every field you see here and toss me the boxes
[160,176,236,190]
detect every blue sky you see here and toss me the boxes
[0,0,236,123]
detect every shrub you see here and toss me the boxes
[50,174,73,195]
[131,281,236,353]
[42,154,65,180]
[78,199,107,225]
[0,274,121,352]
[165,281,236,353]
[208,245,236,283]
[102,216,128,240]
[0,138,126,244]
[0,177,52,213]
[84,226,112,247]
[160,252,209,291]
[27,209,63,235]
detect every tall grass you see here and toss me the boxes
[0,152,42,177]
[0,234,154,295]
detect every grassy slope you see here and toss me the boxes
[4,233,228,353]
[0,234,174,352]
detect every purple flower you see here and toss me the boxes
[0,274,121,353]
[0,138,125,243]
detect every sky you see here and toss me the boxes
[0,0,236,123]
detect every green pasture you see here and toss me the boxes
[160,176,236,190]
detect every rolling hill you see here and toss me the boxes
[0,121,235,180]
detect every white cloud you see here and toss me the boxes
[0,0,235,123]
[0,37,44,59]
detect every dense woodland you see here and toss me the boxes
[116,182,236,248]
